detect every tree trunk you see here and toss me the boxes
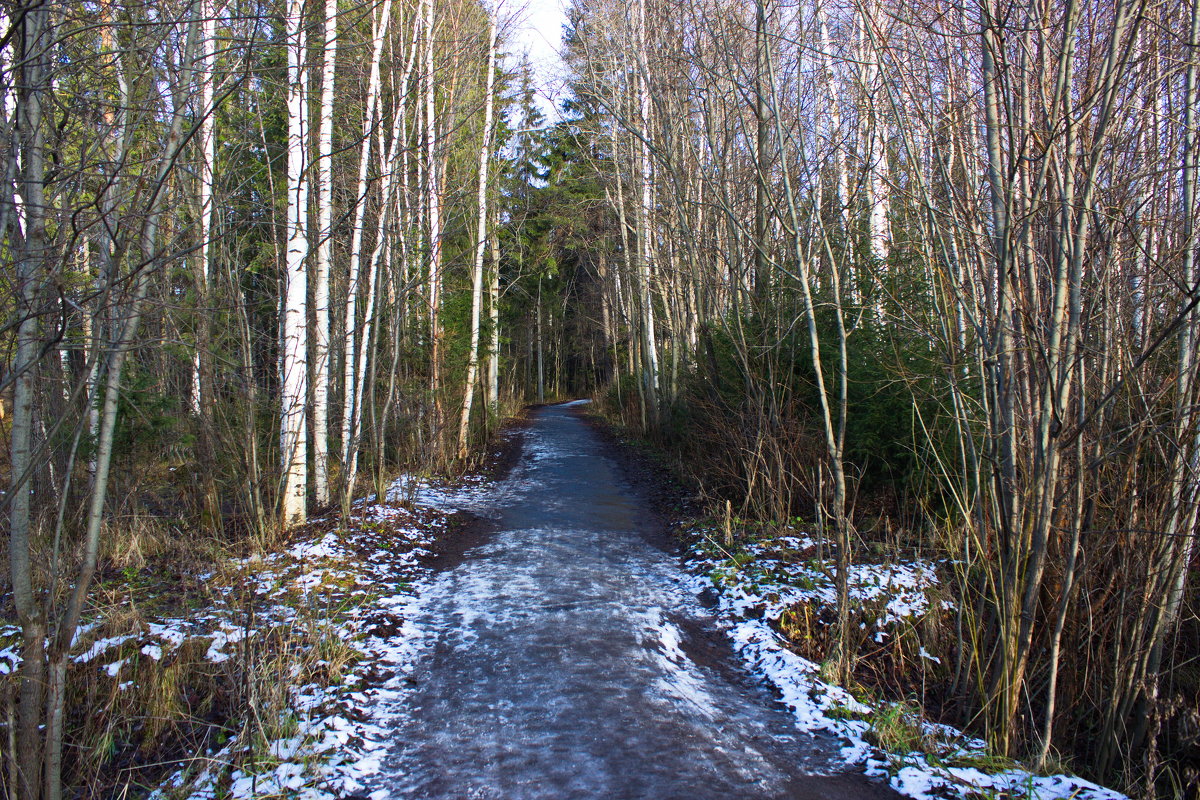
[9,4,51,795]
[340,0,392,500]
[487,212,501,419]
[280,0,310,527]
[458,19,497,458]
[635,0,659,424]
[753,0,770,308]
[423,0,445,429]
[537,276,545,404]
[312,0,338,508]
[191,0,221,527]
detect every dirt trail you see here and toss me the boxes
[368,403,901,799]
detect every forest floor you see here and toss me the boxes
[3,403,1130,799]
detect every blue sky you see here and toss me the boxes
[504,0,568,120]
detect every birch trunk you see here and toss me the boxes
[280,0,309,527]
[753,0,770,307]
[858,4,890,270]
[457,19,497,458]
[487,212,501,418]
[817,9,848,262]
[312,0,338,507]
[192,0,220,526]
[191,0,216,416]
[423,0,445,425]
[635,0,659,422]
[340,0,392,496]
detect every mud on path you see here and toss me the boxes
[367,403,902,800]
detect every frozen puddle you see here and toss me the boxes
[366,404,891,799]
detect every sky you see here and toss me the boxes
[503,0,569,121]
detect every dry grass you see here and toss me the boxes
[0,511,304,796]
[98,514,226,574]
[61,635,230,797]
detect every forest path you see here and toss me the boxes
[368,403,900,799]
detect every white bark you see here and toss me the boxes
[635,0,660,418]
[817,9,849,243]
[341,0,392,485]
[423,0,444,405]
[457,19,497,458]
[312,0,337,507]
[487,213,500,417]
[857,3,890,269]
[281,0,309,527]
[190,0,217,415]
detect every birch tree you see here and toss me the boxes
[312,0,339,508]
[423,0,445,425]
[281,0,310,526]
[8,4,53,795]
[340,0,393,502]
[458,18,498,457]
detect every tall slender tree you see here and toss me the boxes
[281,0,310,526]
[459,18,498,457]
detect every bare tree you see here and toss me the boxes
[312,0,339,509]
[458,18,498,458]
[280,0,310,527]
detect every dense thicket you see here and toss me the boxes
[0,0,533,795]
[525,0,1200,794]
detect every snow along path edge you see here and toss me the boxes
[679,534,1127,800]
[147,474,490,800]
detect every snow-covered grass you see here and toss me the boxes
[681,520,1127,800]
[141,480,483,800]
[0,469,492,800]
[384,471,489,512]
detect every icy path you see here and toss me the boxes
[367,404,898,799]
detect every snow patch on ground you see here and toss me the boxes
[133,471,487,798]
[883,758,1125,800]
[640,607,723,721]
[683,524,1127,800]
[385,472,490,512]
